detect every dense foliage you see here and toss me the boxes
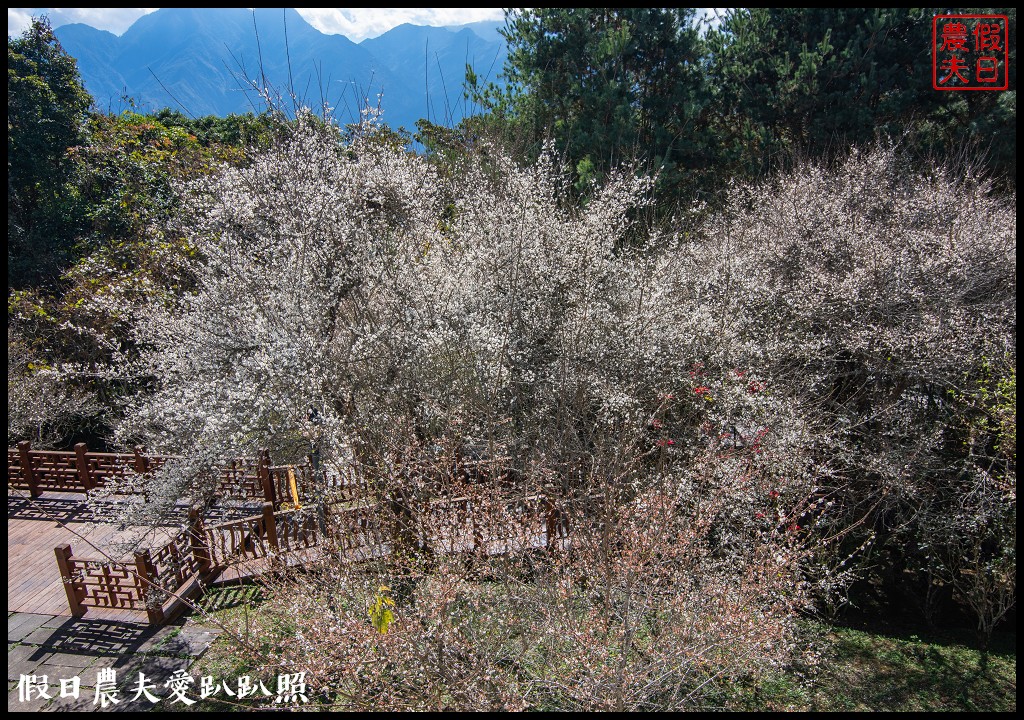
[108,114,1014,707]
[6,8,1016,710]
[7,21,272,447]
[492,8,709,198]
[8,17,91,287]
[483,8,1016,203]
[705,8,1016,185]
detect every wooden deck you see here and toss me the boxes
[7,489,176,621]
[7,487,342,623]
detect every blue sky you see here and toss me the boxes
[8,8,506,42]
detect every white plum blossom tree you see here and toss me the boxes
[114,112,1014,685]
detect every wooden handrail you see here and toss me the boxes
[9,442,303,506]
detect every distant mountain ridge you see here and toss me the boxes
[53,8,508,132]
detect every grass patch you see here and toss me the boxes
[730,619,1016,712]
[186,578,1016,711]
[186,584,274,705]
[196,584,263,613]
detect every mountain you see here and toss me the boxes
[360,24,507,126]
[54,8,508,132]
[52,23,126,111]
[445,20,506,44]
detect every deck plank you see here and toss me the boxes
[7,489,175,621]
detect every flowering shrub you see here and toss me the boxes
[117,114,812,509]
[694,146,1016,631]
[7,325,101,446]
[111,114,1013,705]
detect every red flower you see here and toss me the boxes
[734,369,745,378]
[755,512,765,519]
[769,490,780,499]
[694,386,710,395]
[651,418,664,429]
[656,438,675,447]
[788,523,800,532]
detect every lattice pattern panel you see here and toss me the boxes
[31,451,86,491]
[146,456,170,473]
[216,458,263,500]
[86,453,137,490]
[150,528,204,590]
[86,451,185,492]
[69,559,146,610]
[8,448,26,488]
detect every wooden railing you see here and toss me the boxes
[202,503,330,564]
[203,508,271,566]
[54,547,147,615]
[8,441,314,507]
[22,448,81,493]
[330,501,385,557]
[150,521,209,589]
[274,506,325,553]
[269,462,310,506]
[10,441,173,496]
[216,452,269,501]
[417,492,559,555]
[53,505,213,625]
[52,489,573,625]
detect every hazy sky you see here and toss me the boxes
[7,8,506,42]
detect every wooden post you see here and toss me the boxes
[18,441,39,498]
[133,446,149,474]
[545,497,560,551]
[74,443,92,491]
[258,448,275,505]
[316,503,329,543]
[471,496,484,554]
[134,446,150,500]
[54,544,85,617]
[188,506,211,573]
[134,549,165,626]
[262,502,279,552]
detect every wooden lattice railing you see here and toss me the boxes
[274,507,324,553]
[216,453,267,501]
[8,442,309,507]
[330,502,385,556]
[53,506,212,625]
[22,449,81,492]
[202,504,330,564]
[203,510,271,566]
[52,490,571,626]
[10,441,172,496]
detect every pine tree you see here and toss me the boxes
[8,16,92,287]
